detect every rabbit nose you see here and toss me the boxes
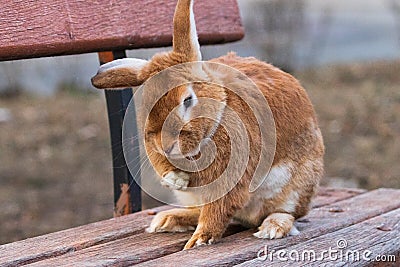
[164,141,177,156]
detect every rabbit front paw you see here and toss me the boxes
[146,209,196,233]
[161,171,190,190]
[253,213,297,239]
[184,230,218,250]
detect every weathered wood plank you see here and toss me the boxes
[237,208,400,266]
[312,187,366,208]
[0,187,359,266]
[26,224,249,267]
[26,232,191,267]
[137,188,400,267]
[0,206,170,267]
[0,0,244,61]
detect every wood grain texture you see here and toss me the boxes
[0,187,365,267]
[137,189,400,267]
[0,0,244,61]
[238,208,400,266]
[27,232,192,267]
[26,224,250,267]
[312,187,366,208]
[0,205,171,267]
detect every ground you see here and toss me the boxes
[0,60,399,245]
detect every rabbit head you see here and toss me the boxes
[91,0,226,159]
[143,82,226,159]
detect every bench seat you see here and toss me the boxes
[1,187,399,266]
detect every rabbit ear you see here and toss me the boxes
[91,58,149,89]
[172,0,202,62]
[92,0,201,89]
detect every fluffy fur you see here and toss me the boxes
[91,0,324,250]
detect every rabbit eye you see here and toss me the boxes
[183,95,193,109]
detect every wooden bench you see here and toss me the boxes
[1,187,399,266]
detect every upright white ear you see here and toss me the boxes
[188,0,201,61]
[91,0,202,89]
[173,0,202,62]
[91,58,149,89]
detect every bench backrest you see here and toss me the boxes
[0,0,244,61]
[0,0,244,216]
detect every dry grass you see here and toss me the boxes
[298,60,400,189]
[0,60,399,245]
[0,92,113,244]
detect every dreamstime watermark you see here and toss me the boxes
[122,61,276,206]
[256,238,397,263]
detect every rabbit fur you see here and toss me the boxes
[91,0,324,250]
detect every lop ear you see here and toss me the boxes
[91,58,149,89]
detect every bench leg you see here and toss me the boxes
[98,50,142,217]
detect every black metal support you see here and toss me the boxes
[99,50,142,215]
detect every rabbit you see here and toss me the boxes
[91,0,324,250]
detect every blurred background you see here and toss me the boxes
[1,0,399,245]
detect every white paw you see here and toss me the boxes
[196,237,215,246]
[183,231,217,250]
[254,224,299,239]
[253,213,297,239]
[145,211,195,233]
[161,171,190,190]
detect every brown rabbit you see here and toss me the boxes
[91,0,324,250]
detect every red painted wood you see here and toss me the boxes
[0,0,244,61]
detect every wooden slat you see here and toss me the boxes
[238,208,400,266]
[0,206,171,267]
[311,187,366,208]
[25,224,248,267]
[27,233,191,267]
[0,0,244,61]
[137,188,400,266]
[0,188,363,267]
